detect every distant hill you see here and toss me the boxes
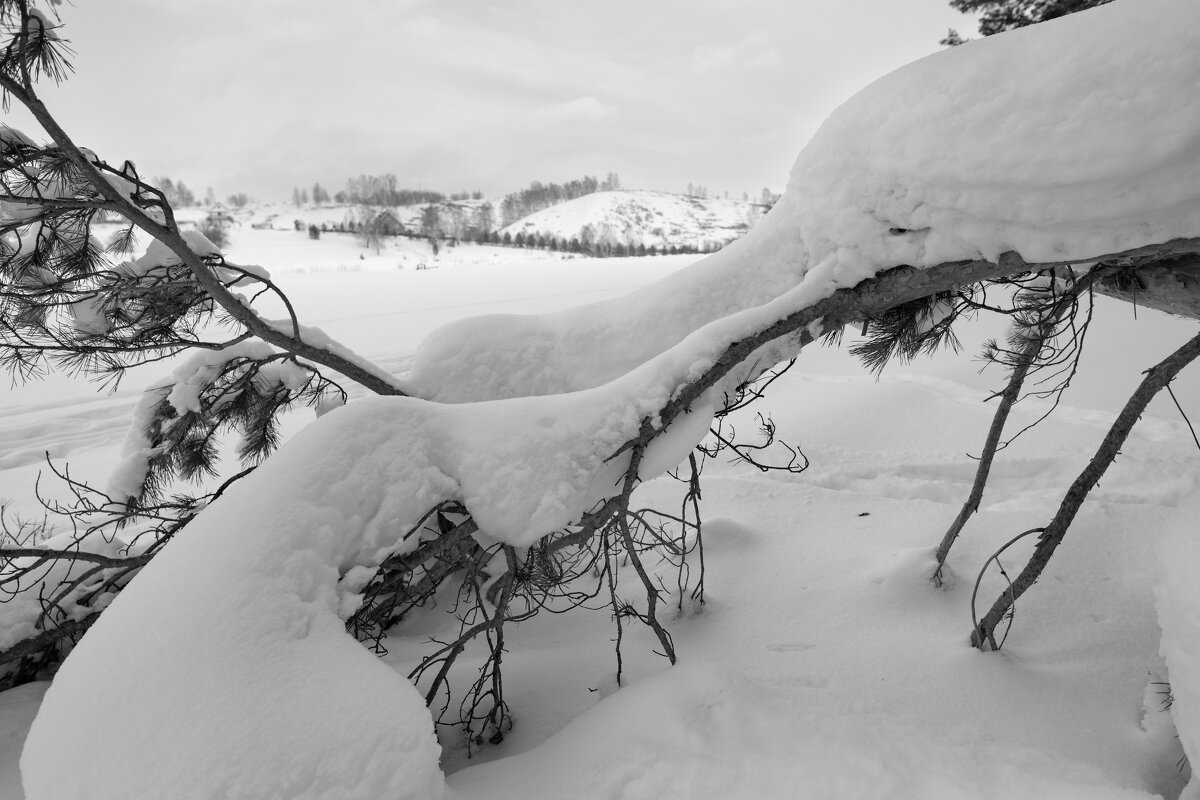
[500,190,768,252]
[192,191,769,254]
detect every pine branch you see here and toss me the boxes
[0,70,407,396]
[933,269,1102,580]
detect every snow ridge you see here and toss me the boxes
[499,189,766,251]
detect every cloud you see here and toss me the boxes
[692,30,780,75]
[692,42,739,74]
[533,96,617,123]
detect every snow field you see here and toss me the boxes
[1158,500,1200,800]
[5,255,1200,800]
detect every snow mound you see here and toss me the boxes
[1157,494,1200,799]
[789,0,1200,279]
[450,662,1157,800]
[410,0,1199,404]
[21,406,448,800]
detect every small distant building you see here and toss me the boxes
[367,209,405,237]
[205,205,237,229]
[342,207,406,237]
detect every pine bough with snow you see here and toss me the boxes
[2,0,1200,797]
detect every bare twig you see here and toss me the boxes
[971,327,1200,649]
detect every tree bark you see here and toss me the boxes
[971,326,1200,649]
[933,275,1095,580]
[1091,254,1200,319]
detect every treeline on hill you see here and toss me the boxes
[499,173,622,226]
[152,177,229,209]
[476,225,720,257]
[149,176,254,210]
[338,174,451,207]
[291,174,485,207]
[304,213,721,258]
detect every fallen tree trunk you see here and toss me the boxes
[623,240,1200,458]
[5,237,1199,687]
[1092,253,1200,319]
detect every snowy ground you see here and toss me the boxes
[2,226,1198,798]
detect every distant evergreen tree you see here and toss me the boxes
[154,177,196,207]
[420,205,443,239]
[578,224,596,255]
[942,0,1113,42]
[474,203,495,237]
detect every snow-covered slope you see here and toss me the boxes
[500,190,766,251]
[181,192,765,253]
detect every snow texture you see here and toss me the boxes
[449,662,1156,800]
[129,228,221,273]
[22,406,448,800]
[0,125,35,151]
[0,528,127,655]
[498,189,765,251]
[1157,495,1200,799]
[18,2,1200,798]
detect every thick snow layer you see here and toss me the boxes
[104,340,311,501]
[789,0,1200,277]
[410,0,1199,404]
[1157,496,1200,799]
[21,405,448,800]
[449,662,1156,800]
[129,228,221,273]
[0,528,128,655]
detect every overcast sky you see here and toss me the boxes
[11,0,972,202]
